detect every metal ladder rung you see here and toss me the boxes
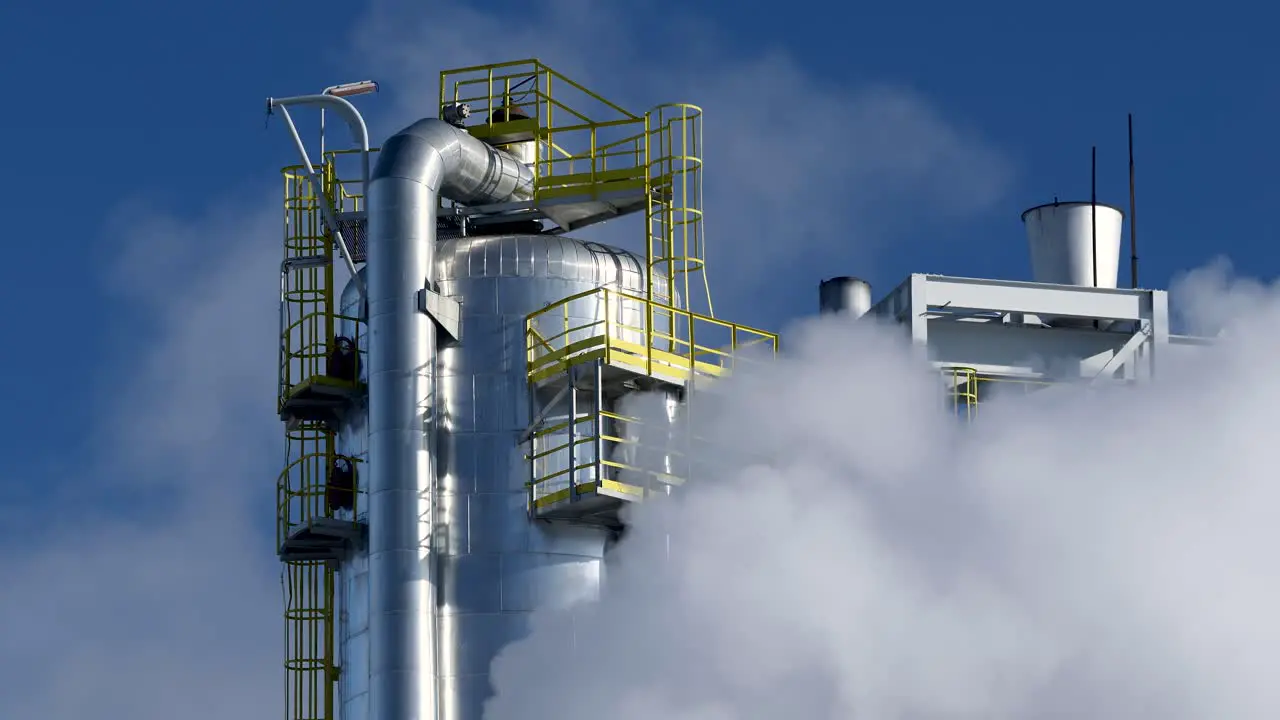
[284,254,330,270]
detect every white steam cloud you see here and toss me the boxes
[485,264,1280,720]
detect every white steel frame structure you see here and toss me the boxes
[870,274,1213,384]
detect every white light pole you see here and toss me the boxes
[321,80,380,156]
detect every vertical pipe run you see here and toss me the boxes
[365,118,533,720]
[366,152,441,720]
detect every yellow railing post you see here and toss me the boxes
[561,300,569,350]
[691,312,701,376]
[644,297,654,378]
[603,289,612,359]
[946,367,979,421]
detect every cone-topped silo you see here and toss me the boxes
[267,60,777,720]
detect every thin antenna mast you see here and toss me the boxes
[1128,114,1139,288]
[1091,145,1098,288]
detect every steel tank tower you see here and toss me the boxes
[266,61,778,720]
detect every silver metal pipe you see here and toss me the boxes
[365,118,533,720]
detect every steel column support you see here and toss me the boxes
[592,360,604,488]
[567,366,578,501]
[1090,321,1152,385]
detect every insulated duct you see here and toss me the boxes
[365,118,533,720]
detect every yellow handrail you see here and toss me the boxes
[524,286,777,385]
[439,60,648,204]
[940,367,1062,421]
[278,310,367,406]
[526,406,691,504]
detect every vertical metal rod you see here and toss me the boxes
[1091,145,1098,288]
[682,381,694,488]
[593,360,604,489]
[324,566,334,720]
[527,384,538,517]
[667,392,677,564]
[1128,113,1139,289]
[567,368,578,501]
[278,263,289,400]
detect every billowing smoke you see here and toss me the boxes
[484,261,1280,719]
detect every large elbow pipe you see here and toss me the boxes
[373,118,534,207]
[364,119,533,720]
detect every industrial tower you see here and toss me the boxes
[266,60,1215,720]
[267,60,777,720]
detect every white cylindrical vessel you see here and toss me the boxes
[1022,201,1125,328]
[1022,201,1124,289]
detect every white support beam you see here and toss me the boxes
[1089,322,1152,385]
[909,274,929,345]
[920,274,1149,322]
[1148,289,1171,378]
[866,273,1207,385]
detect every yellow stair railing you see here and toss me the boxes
[323,148,371,214]
[528,408,689,511]
[440,62,715,320]
[525,286,778,387]
[446,61,777,516]
[323,148,373,261]
[440,59,648,204]
[524,286,775,514]
[944,367,979,421]
[647,103,711,318]
[279,169,333,405]
[941,367,1060,421]
[275,418,366,545]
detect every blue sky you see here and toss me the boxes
[0,0,1274,717]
